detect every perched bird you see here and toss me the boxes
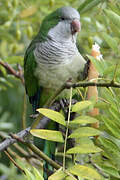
[24,6,87,179]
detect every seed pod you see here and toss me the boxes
[12,0,18,7]
[16,29,21,40]
[12,44,18,53]
[27,26,33,38]
[49,0,54,7]
[88,36,93,48]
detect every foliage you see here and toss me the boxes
[0,0,120,180]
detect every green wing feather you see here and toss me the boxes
[24,43,42,112]
[24,48,38,97]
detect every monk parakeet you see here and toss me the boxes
[24,6,87,179]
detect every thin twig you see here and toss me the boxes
[89,155,109,178]
[63,87,72,170]
[26,143,61,170]
[0,102,62,151]
[0,60,24,85]
[0,127,30,151]
[7,147,21,159]
[65,81,120,89]
[4,150,25,174]
[13,143,30,157]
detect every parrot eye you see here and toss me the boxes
[61,17,65,21]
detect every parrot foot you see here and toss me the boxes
[60,98,77,119]
[82,58,90,80]
[60,98,68,118]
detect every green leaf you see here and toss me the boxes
[37,108,66,126]
[33,167,44,180]
[100,165,120,178]
[0,66,7,76]
[65,176,77,180]
[98,137,119,154]
[49,168,77,180]
[70,116,98,125]
[78,0,103,14]
[102,32,118,53]
[104,9,120,29]
[68,165,101,180]
[30,129,64,142]
[24,168,35,180]
[109,107,120,125]
[95,101,110,109]
[48,168,67,180]
[72,101,92,113]
[102,116,120,139]
[67,144,102,154]
[69,127,101,138]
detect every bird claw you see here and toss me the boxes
[82,58,90,80]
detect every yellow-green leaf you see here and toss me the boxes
[72,101,92,113]
[70,116,98,125]
[24,168,35,180]
[37,108,66,126]
[68,165,101,180]
[95,101,110,109]
[65,176,77,180]
[48,168,67,180]
[33,167,44,180]
[100,164,120,178]
[69,127,101,138]
[30,129,64,142]
[67,145,102,154]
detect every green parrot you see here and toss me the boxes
[24,6,87,179]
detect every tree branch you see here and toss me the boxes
[65,81,120,89]
[27,143,61,170]
[0,60,24,85]
[1,60,120,89]
[4,150,25,174]
[0,127,30,151]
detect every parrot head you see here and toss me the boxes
[39,6,81,42]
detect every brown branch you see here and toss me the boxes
[0,126,61,170]
[4,150,25,174]
[0,60,24,85]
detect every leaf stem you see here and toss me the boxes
[63,87,72,170]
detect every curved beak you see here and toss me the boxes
[71,19,81,35]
